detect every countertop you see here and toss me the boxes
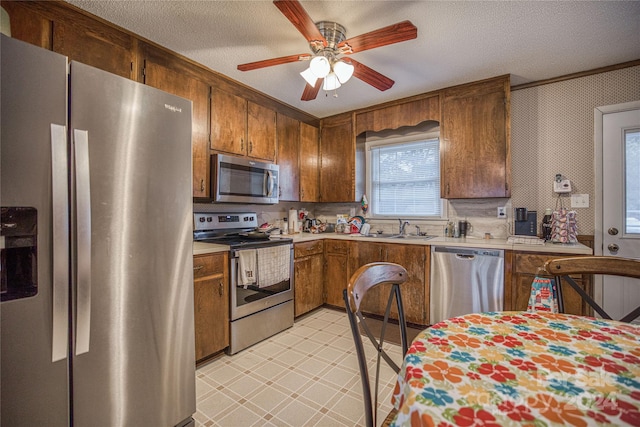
[193,232,592,255]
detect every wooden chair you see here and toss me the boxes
[343,262,409,427]
[542,256,640,322]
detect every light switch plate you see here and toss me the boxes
[497,207,507,218]
[571,194,589,208]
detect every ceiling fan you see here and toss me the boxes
[237,0,418,101]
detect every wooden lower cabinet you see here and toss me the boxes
[293,240,324,316]
[509,251,592,316]
[323,240,351,307]
[193,252,229,363]
[351,241,428,325]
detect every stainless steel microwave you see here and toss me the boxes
[211,154,279,204]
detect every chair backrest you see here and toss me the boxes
[343,262,408,427]
[542,256,640,322]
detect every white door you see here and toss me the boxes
[596,101,640,321]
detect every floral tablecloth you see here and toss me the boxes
[391,311,640,426]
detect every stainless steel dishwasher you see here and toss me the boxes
[430,246,504,325]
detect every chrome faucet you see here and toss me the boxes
[415,225,422,236]
[398,219,410,236]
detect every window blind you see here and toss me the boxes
[370,139,441,217]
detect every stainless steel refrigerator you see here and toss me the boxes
[1,35,196,426]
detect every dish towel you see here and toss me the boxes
[238,249,257,289]
[257,245,290,288]
[527,276,559,313]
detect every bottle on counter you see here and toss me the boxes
[542,208,552,241]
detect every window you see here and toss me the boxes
[625,128,640,235]
[366,135,442,218]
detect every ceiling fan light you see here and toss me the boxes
[300,67,318,86]
[333,60,354,84]
[309,56,330,78]
[323,72,341,91]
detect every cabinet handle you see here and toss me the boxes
[200,179,204,192]
[218,281,224,296]
[193,265,204,271]
[249,141,253,153]
[446,183,450,195]
[240,139,244,151]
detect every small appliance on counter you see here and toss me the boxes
[514,208,537,236]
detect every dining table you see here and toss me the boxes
[390,311,640,426]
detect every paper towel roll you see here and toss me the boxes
[288,209,297,234]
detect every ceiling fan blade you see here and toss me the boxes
[349,59,394,91]
[273,0,327,46]
[238,53,311,71]
[301,78,323,101]
[338,20,417,54]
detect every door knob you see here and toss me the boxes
[608,227,619,235]
[608,243,619,252]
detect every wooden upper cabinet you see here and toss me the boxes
[440,75,511,199]
[320,113,355,202]
[210,88,247,157]
[1,1,52,49]
[211,89,276,162]
[247,101,276,161]
[53,18,135,79]
[355,95,440,135]
[299,122,320,202]
[276,114,300,201]
[143,60,210,198]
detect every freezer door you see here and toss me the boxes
[0,35,70,426]
[69,61,195,426]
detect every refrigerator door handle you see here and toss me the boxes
[51,124,70,362]
[74,129,92,355]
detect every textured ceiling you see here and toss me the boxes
[65,1,640,119]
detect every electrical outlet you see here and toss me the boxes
[497,207,507,219]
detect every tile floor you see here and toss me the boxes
[194,307,403,427]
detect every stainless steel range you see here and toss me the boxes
[194,212,294,354]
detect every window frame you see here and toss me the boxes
[365,131,446,220]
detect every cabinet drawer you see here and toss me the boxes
[324,239,349,255]
[514,252,585,275]
[193,253,226,279]
[294,240,324,258]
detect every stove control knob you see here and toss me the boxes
[207,217,213,222]
[199,217,205,222]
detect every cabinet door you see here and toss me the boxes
[385,244,427,325]
[294,254,324,317]
[324,253,349,307]
[276,114,300,201]
[52,18,134,79]
[144,61,210,198]
[352,242,386,315]
[512,253,592,316]
[193,253,229,362]
[1,1,52,49]
[441,75,510,198]
[299,122,320,202]
[324,240,351,307]
[247,101,277,161]
[320,113,355,202]
[211,88,246,156]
